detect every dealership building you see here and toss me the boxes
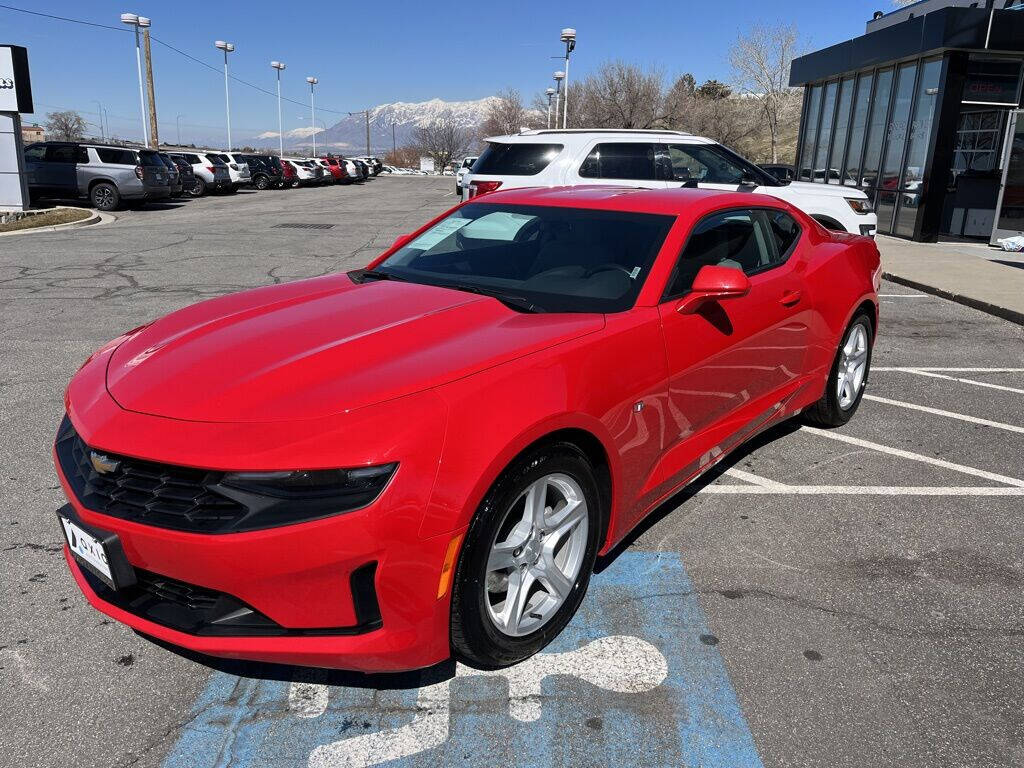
[789,0,1024,243]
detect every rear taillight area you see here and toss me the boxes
[206,166,216,174]
[469,180,502,198]
[134,165,144,180]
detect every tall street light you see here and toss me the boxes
[215,40,235,150]
[306,77,319,157]
[545,88,556,129]
[559,28,577,129]
[176,114,185,146]
[553,71,565,130]
[92,100,106,141]
[270,61,286,157]
[120,13,151,146]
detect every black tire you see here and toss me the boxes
[803,310,874,427]
[451,442,602,669]
[191,178,207,197]
[253,175,270,190]
[89,182,120,211]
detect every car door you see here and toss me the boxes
[653,207,810,487]
[572,142,669,189]
[659,142,767,194]
[43,144,85,197]
[23,143,47,192]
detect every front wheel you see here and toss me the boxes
[451,443,601,669]
[90,182,120,211]
[190,178,206,197]
[253,175,270,190]
[803,311,873,427]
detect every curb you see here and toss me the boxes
[0,207,114,238]
[882,271,1024,327]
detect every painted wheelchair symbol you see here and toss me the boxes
[290,635,669,768]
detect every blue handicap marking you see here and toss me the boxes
[162,551,764,768]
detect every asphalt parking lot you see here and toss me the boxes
[1,175,1022,768]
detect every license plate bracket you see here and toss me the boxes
[57,504,136,591]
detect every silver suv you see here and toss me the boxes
[23,142,172,211]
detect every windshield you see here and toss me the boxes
[375,203,674,313]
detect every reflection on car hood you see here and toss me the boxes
[780,181,867,199]
[105,275,604,423]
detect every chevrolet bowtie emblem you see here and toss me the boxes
[89,451,120,475]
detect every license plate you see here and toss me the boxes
[60,515,114,586]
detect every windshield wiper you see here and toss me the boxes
[350,268,405,283]
[428,281,546,313]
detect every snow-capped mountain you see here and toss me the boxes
[250,96,498,153]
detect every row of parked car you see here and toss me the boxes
[22,141,385,211]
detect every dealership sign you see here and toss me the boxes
[0,45,33,113]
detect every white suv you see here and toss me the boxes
[462,130,876,236]
[208,152,252,190]
[455,155,478,196]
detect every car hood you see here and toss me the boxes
[105,274,604,423]
[778,181,867,199]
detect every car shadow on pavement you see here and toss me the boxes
[595,418,803,573]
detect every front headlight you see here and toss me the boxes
[845,197,873,214]
[215,463,398,530]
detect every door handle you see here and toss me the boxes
[780,289,802,307]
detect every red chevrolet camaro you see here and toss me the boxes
[55,186,879,672]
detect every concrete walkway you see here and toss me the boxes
[877,235,1024,325]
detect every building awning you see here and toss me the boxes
[790,6,1024,86]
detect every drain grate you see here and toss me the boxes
[272,222,334,230]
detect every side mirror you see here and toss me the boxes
[675,265,750,315]
[740,169,758,187]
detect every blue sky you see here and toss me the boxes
[4,0,890,146]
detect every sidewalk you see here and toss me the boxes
[876,235,1024,325]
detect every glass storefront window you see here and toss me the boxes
[860,68,894,189]
[894,58,942,237]
[952,110,1003,177]
[827,78,855,184]
[843,74,873,186]
[799,85,824,181]
[812,81,839,181]
[995,111,1024,235]
[880,62,919,191]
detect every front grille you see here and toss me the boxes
[56,417,248,533]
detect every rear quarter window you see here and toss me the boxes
[472,143,563,176]
[96,148,136,165]
[138,151,164,167]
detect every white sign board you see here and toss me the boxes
[419,156,435,174]
[0,48,26,113]
[1,45,32,211]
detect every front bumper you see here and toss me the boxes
[55,381,456,672]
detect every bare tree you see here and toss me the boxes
[384,146,421,167]
[730,23,803,163]
[570,61,668,129]
[412,116,473,172]
[479,89,539,138]
[45,110,87,142]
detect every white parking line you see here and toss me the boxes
[702,485,1024,495]
[871,368,1024,394]
[722,467,788,488]
[877,294,926,298]
[862,394,1024,434]
[801,426,1024,487]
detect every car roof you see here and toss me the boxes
[483,130,714,145]
[470,185,794,217]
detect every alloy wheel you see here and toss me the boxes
[837,322,869,409]
[484,473,588,637]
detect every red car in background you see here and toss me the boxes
[319,156,350,185]
[54,186,880,673]
[280,159,298,188]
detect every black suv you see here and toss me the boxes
[245,155,285,190]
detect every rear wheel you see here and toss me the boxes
[90,182,120,211]
[803,311,873,427]
[253,175,270,190]
[190,178,207,197]
[451,443,601,669]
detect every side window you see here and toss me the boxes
[665,210,774,297]
[667,144,748,184]
[185,154,201,164]
[47,145,85,163]
[24,144,46,162]
[579,143,657,180]
[761,210,801,261]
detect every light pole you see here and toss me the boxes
[175,114,185,146]
[120,13,151,146]
[271,61,286,157]
[545,88,555,129]
[559,28,576,129]
[306,77,319,157]
[215,40,235,150]
[553,71,565,130]
[92,100,105,140]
